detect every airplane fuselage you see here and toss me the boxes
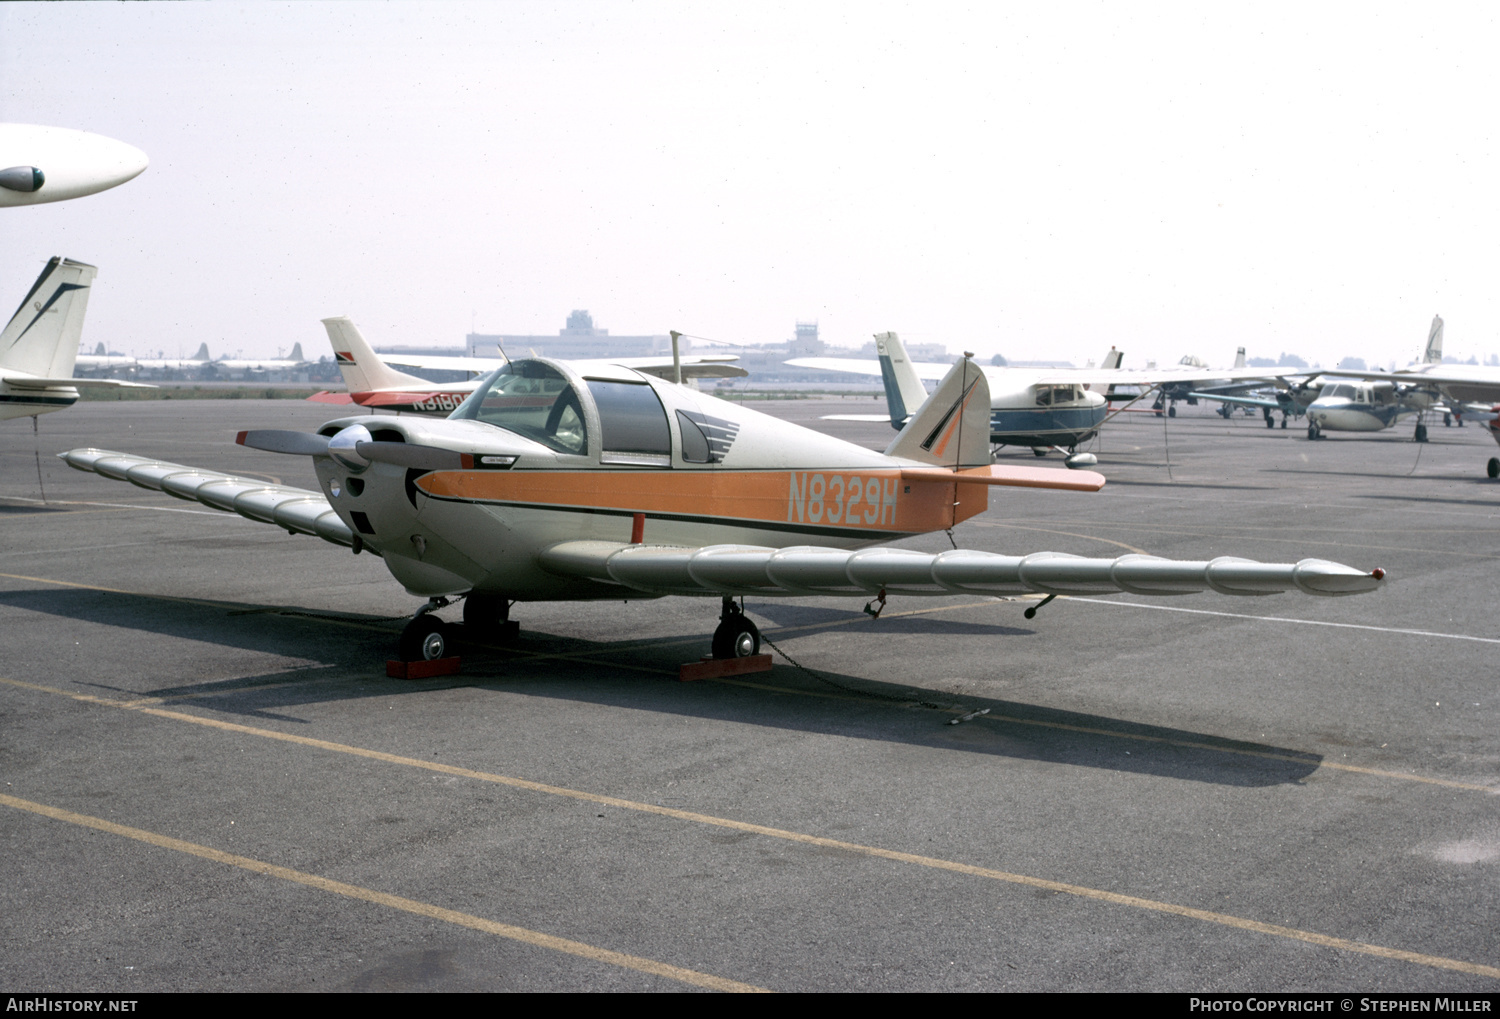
[0,374,78,420]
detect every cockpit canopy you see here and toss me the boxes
[450,359,674,464]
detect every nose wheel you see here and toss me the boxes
[711,598,761,659]
[399,615,451,662]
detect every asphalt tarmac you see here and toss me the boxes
[2,396,1498,992]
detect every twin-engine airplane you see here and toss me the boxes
[63,348,1384,664]
[2,257,150,420]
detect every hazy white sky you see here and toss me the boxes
[2,2,1497,368]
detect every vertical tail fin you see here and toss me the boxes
[1233,347,1246,369]
[321,316,430,393]
[0,257,97,378]
[884,356,991,467]
[287,342,305,363]
[92,342,106,356]
[874,331,931,429]
[1424,315,1444,364]
[1101,346,1124,370]
[190,342,210,362]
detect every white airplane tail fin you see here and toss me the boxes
[884,356,991,467]
[1234,347,1246,369]
[288,342,305,363]
[92,342,106,356]
[190,342,210,362]
[322,316,430,392]
[874,331,930,428]
[1101,346,1124,370]
[0,257,96,378]
[1424,315,1444,364]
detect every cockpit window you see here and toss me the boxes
[1323,383,1356,399]
[450,361,588,455]
[586,380,670,461]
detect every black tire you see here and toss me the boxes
[1281,417,1288,429]
[1265,416,1274,429]
[1487,458,1499,479]
[711,614,761,659]
[1415,424,1428,443]
[1307,424,1318,440]
[399,616,450,662]
[1167,406,1176,418]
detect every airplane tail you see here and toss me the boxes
[92,342,106,356]
[0,257,97,378]
[190,342,210,362]
[884,355,991,468]
[1233,347,1246,369]
[1101,346,1124,370]
[874,331,931,429]
[1424,315,1444,364]
[288,342,304,363]
[321,316,430,392]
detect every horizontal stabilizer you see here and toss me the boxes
[901,464,1106,492]
[538,541,1385,598]
[58,448,355,549]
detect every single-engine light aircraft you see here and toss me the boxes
[63,347,1384,664]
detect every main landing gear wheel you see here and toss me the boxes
[399,615,451,662]
[1167,405,1176,418]
[1307,423,1321,440]
[1487,457,1499,479]
[711,599,761,659]
[1415,423,1429,443]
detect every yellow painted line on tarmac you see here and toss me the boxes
[4,675,1497,981]
[0,793,767,994]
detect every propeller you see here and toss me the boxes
[237,426,466,471]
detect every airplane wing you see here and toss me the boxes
[1187,390,1283,410]
[786,356,954,381]
[0,374,152,390]
[60,446,1381,600]
[537,541,1382,597]
[378,352,748,380]
[58,448,356,549]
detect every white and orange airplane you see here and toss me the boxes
[62,347,1384,663]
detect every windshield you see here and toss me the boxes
[450,360,588,455]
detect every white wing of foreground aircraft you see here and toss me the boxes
[63,346,1384,664]
[1,257,151,420]
[310,317,749,414]
[0,124,148,207]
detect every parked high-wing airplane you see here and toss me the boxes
[309,317,749,414]
[1191,316,1449,439]
[795,332,1270,467]
[0,124,148,208]
[1,258,149,420]
[63,348,1383,664]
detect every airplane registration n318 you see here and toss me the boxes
[62,349,1384,663]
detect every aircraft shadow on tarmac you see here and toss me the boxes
[3,587,1322,788]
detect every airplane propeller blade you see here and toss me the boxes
[355,441,466,471]
[236,430,331,455]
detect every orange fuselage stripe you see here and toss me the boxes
[417,469,987,534]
